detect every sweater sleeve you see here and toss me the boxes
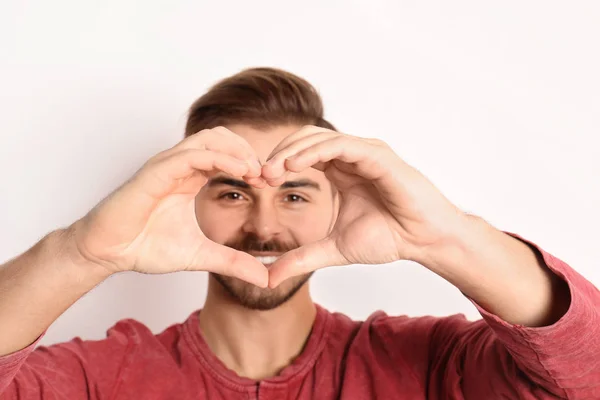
[0,319,146,399]
[427,234,600,399]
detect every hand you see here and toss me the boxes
[262,126,468,288]
[67,127,269,287]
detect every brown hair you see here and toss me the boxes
[184,67,336,137]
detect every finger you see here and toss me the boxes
[156,127,263,177]
[243,175,267,189]
[267,237,348,288]
[266,126,337,162]
[282,137,388,181]
[262,132,340,182]
[139,149,250,198]
[210,126,263,176]
[157,128,253,163]
[198,240,269,287]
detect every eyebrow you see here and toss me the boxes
[207,176,321,191]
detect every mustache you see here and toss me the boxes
[224,233,298,253]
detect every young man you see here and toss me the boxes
[0,67,598,399]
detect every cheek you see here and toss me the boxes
[280,208,333,242]
[195,200,245,242]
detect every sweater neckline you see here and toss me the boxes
[182,303,331,390]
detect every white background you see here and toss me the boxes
[0,1,598,346]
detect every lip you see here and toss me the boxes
[248,252,283,257]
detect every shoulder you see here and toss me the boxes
[327,309,465,336]
[326,308,486,355]
[31,315,188,364]
[364,310,490,346]
[104,315,192,358]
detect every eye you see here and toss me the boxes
[284,194,307,203]
[219,192,246,201]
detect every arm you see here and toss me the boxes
[0,228,114,395]
[417,219,600,398]
[416,215,572,327]
[0,126,268,396]
[260,127,599,397]
[0,229,110,357]
[374,234,598,399]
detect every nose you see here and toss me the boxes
[241,198,283,241]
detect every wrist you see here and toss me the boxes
[413,214,486,274]
[49,228,114,284]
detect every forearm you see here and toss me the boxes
[418,215,571,327]
[0,228,111,356]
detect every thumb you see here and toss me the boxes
[194,240,269,288]
[268,237,347,288]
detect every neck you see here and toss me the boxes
[199,276,316,380]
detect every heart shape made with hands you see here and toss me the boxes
[204,124,465,290]
[221,125,409,289]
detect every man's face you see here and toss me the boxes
[195,124,337,310]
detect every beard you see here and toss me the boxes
[211,233,313,310]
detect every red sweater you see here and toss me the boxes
[1,236,599,399]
